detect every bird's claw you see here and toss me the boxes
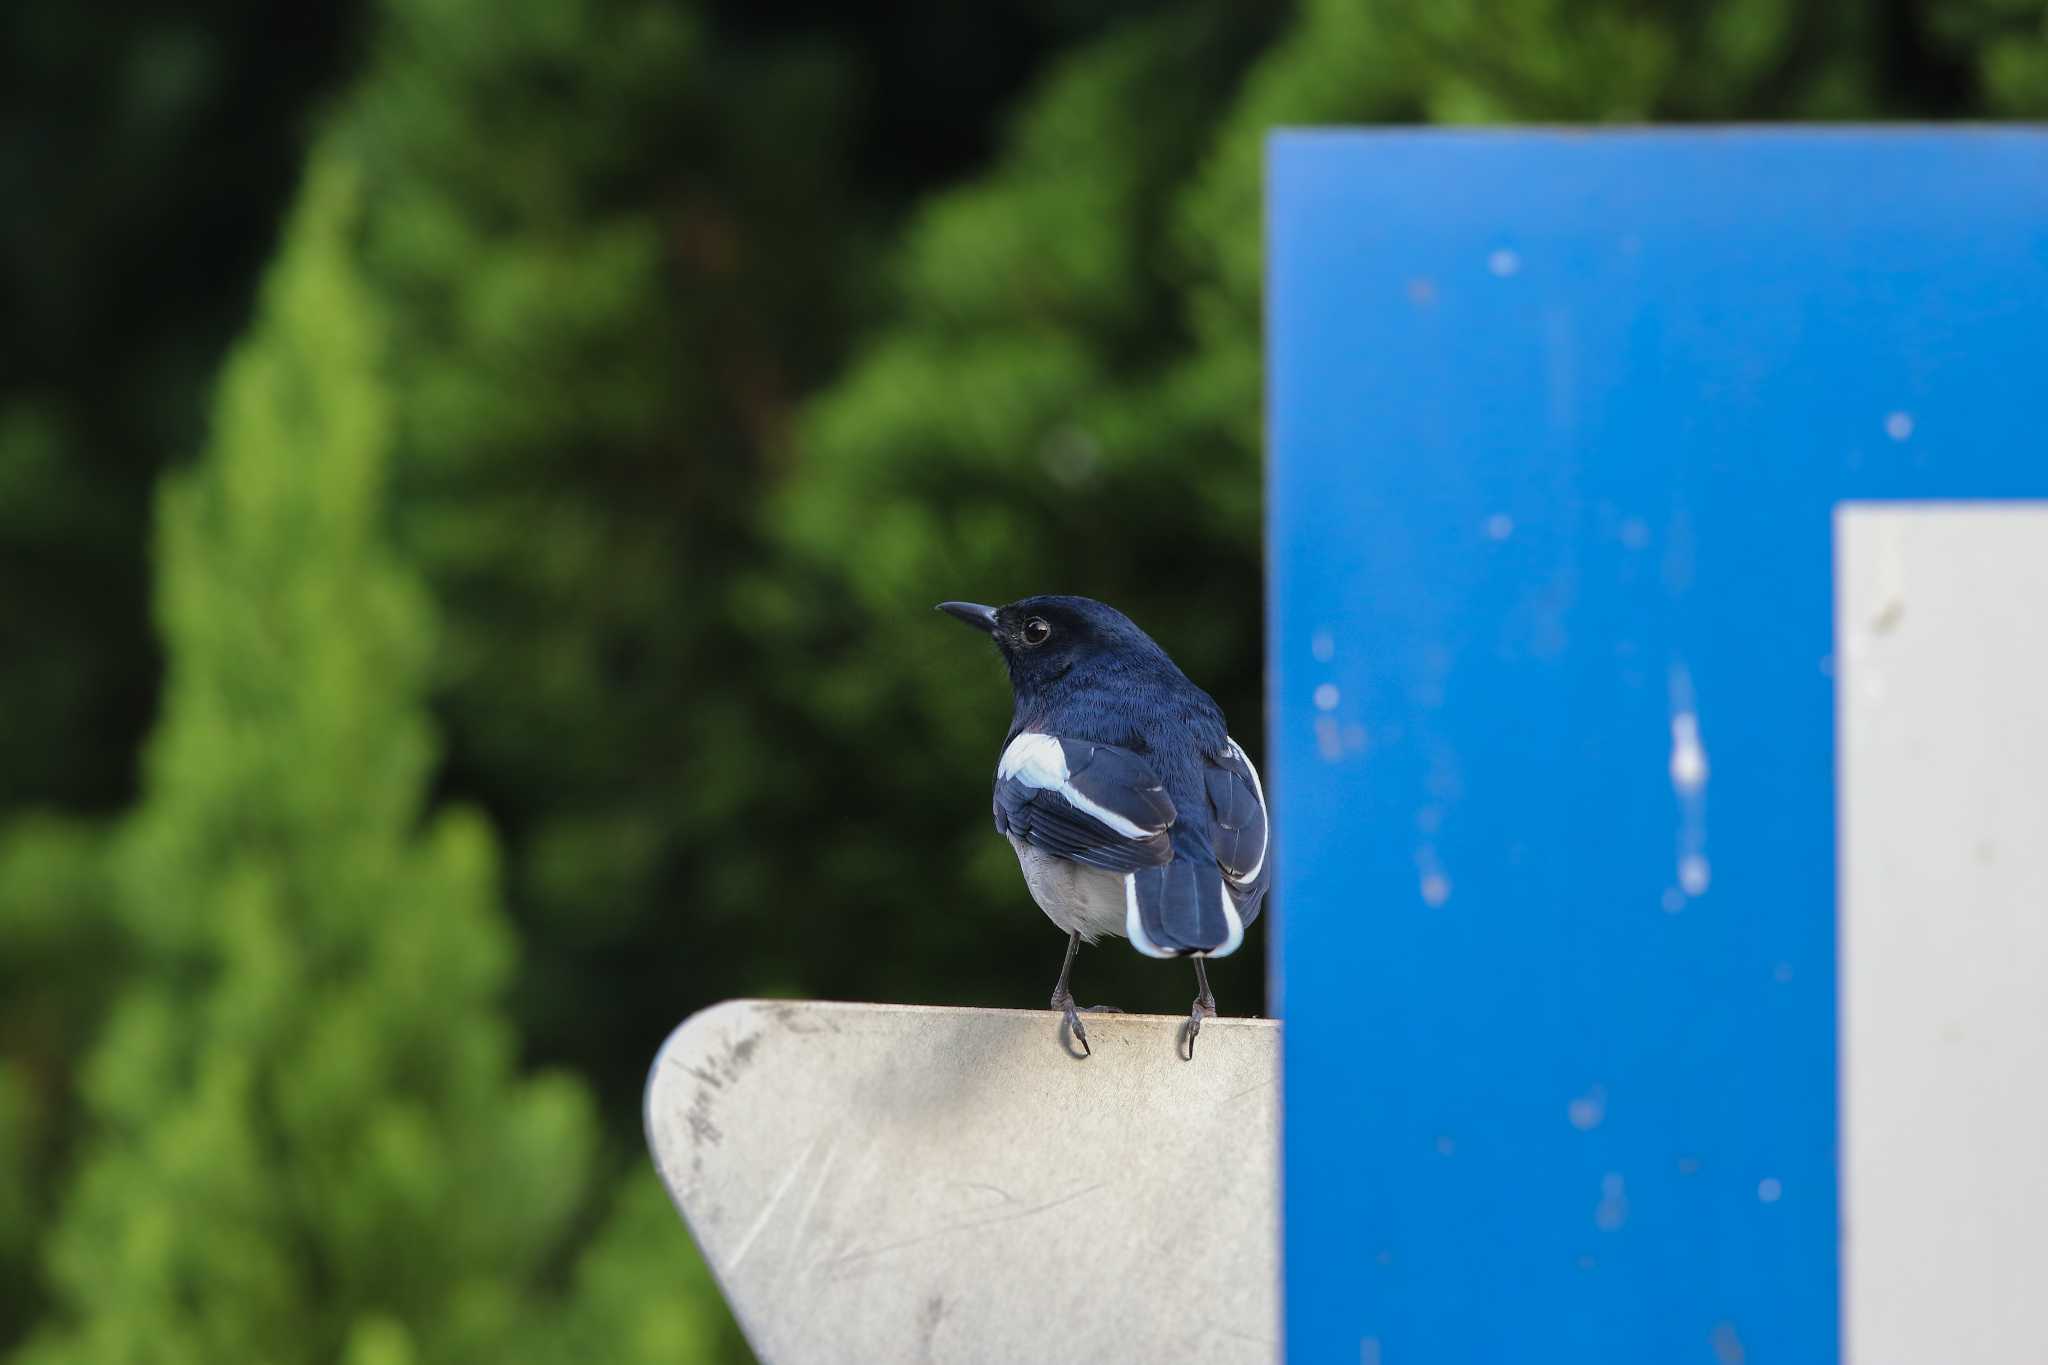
[1181,997,1218,1061]
[1052,992,1090,1058]
[1051,995,1123,1058]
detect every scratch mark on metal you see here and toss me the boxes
[1223,1078,1277,1106]
[1195,1320,1273,1347]
[829,1182,1106,1277]
[770,1135,842,1297]
[727,1133,822,1272]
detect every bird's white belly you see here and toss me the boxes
[1007,835,1129,944]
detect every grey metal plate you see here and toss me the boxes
[646,1001,1278,1365]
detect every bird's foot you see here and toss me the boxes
[1050,994,1122,1058]
[1181,995,1218,1061]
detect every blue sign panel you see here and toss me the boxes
[1268,130,2048,1362]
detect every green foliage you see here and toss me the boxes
[0,0,359,817]
[16,156,633,1364]
[339,0,875,1100]
[8,1,2048,1360]
[0,819,121,1345]
[1930,0,2048,113]
[527,1169,750,1364]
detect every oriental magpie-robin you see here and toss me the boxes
[938,596,1270,1059]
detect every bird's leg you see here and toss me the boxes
[1049,930,1090,1056]
[1182,956,1219,1060]
[1048,930,1120,1057]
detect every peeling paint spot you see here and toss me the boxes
[1314,683,1341,712]
[1677,1156,1702,1176]
[1661,887,1685,915]
[1669,712,1709,793]
[1594,1172,1628,1231]
[1311,629,1336,663]
[1434,1134,1456,1156]
[1423,744,1461,800]
[1485,512,1515,541]
[1341,723,1369,754]
[1568,1084,1607,1131]
[1315,715,1344,762]
[1407,277,1437,307]
[1416,842,1450,906]
[1884,411,1914,442]
[1669,664,1711,903]
[1773,961,1795,985]
[1620,517,1652,550]
[1757,1177,1783,1204]
[1712,1320,1747,1363]
[1488,248,1521,277]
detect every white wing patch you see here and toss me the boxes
[998,732,1156,840]
[1221,735,1269,886]
[1212,873,1245,957]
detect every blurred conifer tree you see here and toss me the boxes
[0,823,119,1346]
[16,154,734,1364]
[0,0,361,816]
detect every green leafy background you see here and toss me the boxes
[3,0,2040,1356]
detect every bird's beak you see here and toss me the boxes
[935,601,998,634]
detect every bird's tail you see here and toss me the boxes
[1124,847,1245,959]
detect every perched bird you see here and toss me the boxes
[937,595,1270,1058]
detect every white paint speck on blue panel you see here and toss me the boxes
[1268,129,2048,1363]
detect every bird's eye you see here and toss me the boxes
[1021,617,1052,647]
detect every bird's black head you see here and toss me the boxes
[936,594,1168,700]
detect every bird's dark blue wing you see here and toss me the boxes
[1127,854,1236,957]
[992,733,1174,873]
[1205,738,1270,928]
